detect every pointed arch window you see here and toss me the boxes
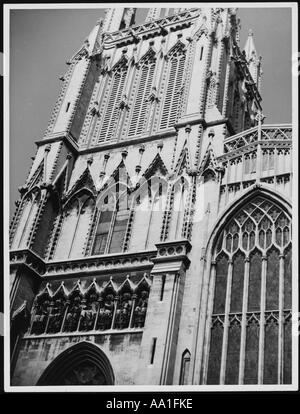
[129,176,168,251]
[98,62,128,143]
[206,195,292,384]
[167,177,189,241]
[54,192,95,260]
[128,52,156,137]
[160,45,186,129]
[92,183,131,256]
[179,349,191,385]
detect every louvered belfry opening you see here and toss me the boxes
[128,51,156,137]
[160,45,186,130]
[206,196,292,385]
[97,62,127,144]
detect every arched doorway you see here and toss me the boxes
[37,341,115,385]
[202,189,292,385]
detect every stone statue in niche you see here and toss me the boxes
[63,363,107,385]
[63,295,81,332]
[31,299,50,335]
[97,294,114,330]
[79,293,98,331]
[115,292,132,329]
[133,290,148,328]
[47,298,65,333]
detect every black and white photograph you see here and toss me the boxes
[3,3,298,392]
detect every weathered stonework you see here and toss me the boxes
[10,7,292,387]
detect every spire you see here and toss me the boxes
[85,18,104,55]
[244,29,257,61]
[243,29,263,92]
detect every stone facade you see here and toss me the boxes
[10,7,292,386]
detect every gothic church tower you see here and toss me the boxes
[10,7,292,386]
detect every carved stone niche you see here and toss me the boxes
[151,239,192,274]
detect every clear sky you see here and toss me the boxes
[9,6,292,217]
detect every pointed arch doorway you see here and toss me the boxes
[37,341,115,385]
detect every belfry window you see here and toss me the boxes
[128,53,156,137]
[206,195,292,384]
[97,63,127,143]
[160,46,186,129]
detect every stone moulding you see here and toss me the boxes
[10,240,193,280]
[10,249,158,280]
[45,251,157,279]
[10,249,45,278]
[24,327,144,340]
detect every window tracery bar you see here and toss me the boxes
[206,196,292,384]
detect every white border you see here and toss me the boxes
[3,2,299,393]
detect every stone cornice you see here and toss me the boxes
[10,241,194,279]
[10,249,45,279]
[24,328,144,340]
[43,250,157,279]
[35,129,177,156]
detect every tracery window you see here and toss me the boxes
[160,46,186,129]
[54,192,95,260]
[128,52,156,137]
[92,186,131,256]
[206,195,292,384]
[97,62,127,143]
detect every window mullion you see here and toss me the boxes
[67,202,81,258]
[258,254,267,383]
[238,256,250,384]
[203,260,217,384]
[105,206,117,254]
[220,257,233,384]
[278,253,285,383]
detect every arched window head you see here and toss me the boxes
[206,194,292,385]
